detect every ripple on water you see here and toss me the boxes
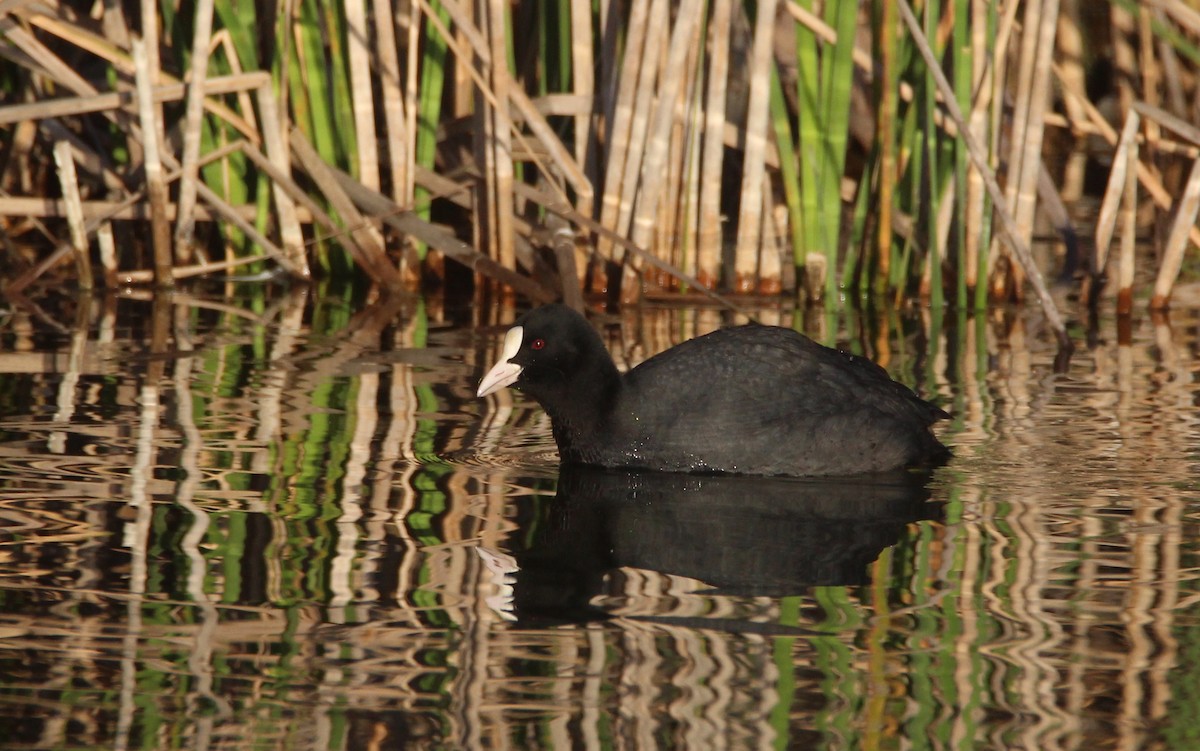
[6,298,1200,750]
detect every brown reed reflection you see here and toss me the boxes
[3,293,1200,749]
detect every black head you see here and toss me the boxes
[477,305,618,405]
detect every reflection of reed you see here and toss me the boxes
[8,298,1200,749]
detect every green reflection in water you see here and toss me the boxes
[771,595,800,751]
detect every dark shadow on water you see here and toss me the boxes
[495,465,942,625]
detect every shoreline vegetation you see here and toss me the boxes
[2,1,1200,344]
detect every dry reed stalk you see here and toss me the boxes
[1094,113,1140,279]
[923,177,957,296]
[189,176,302,274]
[1134,101,1200,150]
[346,0,381,192]
[0,194,286,222]
[420,0,589,233]
[255,82,308,272]
[507,88,592,201]
[628,0,704,267]
[0,72,271,126]
[11,118,123,193]
[647,10,672,283]
[0,21,99,99]
[1062,83,1200,258]
[172,0,215,261]
[1055,0,1089,201]
[897,0,1070,349]
[477,0,515,269]
[659,108,683,287]
[11,11,264,140]
[210,31,261,133]
[403,0,420,208]
[548,220,584,310]
[20,11,255,138]
[733,0,778,293]
[373,0,409,205]
[1007,0,1060,298]
[95,0,141,171]
[697,0,731,288]
[592,0,652,260]
[679,66,704,285]
[758,175,782,294]
[1151,156,1200,310]
[1153,8,1187,116]
[597,0,620,155]
[415,0,592,207]
[132,37,173,288]
[1153,0,1200,31]
[1139,8,1163,146]
[290,127,403,290]
[672,14,705,287]
[511,181,756,316]
[1035,161,1075,257]
[96,223,118,288]
[982,0,1022,289]
[1110,2,1137,115]
[51,140,92,289]
[963,0,989,290]
[119,253,282,284]
[570,0,595,210]
[330,167,557,302]
[1118,130,1138,314]
[414,165,534,235]
[235,140,341,229]
[598,0,663,273]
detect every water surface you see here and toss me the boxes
[2,290,1199,750]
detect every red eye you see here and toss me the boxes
[531,338,546,350]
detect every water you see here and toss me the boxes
[2,289,1199,750]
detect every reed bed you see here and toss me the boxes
[3,1,1200,333]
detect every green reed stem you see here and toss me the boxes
[923,0,942,310]
[413,0,451,261]
[952,0,970,310]
[769,67,804,275]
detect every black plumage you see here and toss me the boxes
[478,304,949,477]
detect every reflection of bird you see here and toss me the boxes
[475,547,519,622]
[479,305,949,477]
[485,466,941,624]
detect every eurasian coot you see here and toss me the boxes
[477,304,949,476]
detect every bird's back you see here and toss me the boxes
[604,325,946,475]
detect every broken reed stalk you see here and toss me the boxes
[50,141,92,290]
[327,166,557,302]
[1060,79,1199,230]
[895,0,1070,350]
[1094,113,1140,283]
[1152,158,1200,310]
[289,127,403,291]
